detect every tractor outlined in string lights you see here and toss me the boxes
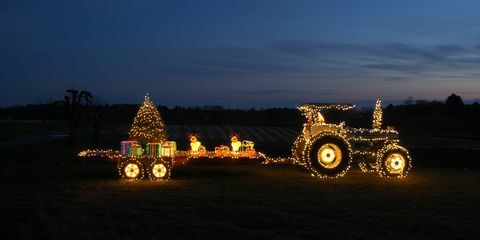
[291,100,412,178]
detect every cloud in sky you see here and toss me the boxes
[1,0,480,108]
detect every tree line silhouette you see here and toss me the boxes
[1,90,479,144]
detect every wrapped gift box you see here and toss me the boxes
[130,143,143,156]
[120,140,138,156]
[161,141,177,157]
[146,142,162,157]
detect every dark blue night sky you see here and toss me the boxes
[2,0,480,108]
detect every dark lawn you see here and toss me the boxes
[1,155,479,240]
[0,120,67,141]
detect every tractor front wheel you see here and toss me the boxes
[376,145,412,178]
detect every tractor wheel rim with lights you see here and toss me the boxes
[152,163,167,178]
[385,153,406,174]
[124,163,140,178]
[317,143,342,169]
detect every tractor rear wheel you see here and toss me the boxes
[305,136,351,178]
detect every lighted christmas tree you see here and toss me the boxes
[372,99,383,130]
[129,94,167,144]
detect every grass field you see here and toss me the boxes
[1,141,479,239]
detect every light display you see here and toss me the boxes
[146,142,162,157]
[263,156,293,164]
[129,94,167,145]
[125,163,141,178]
[186,135,262,161]
[214,145,230,157]
[372,99,382,130]
[358,162,377,173]
[119,159,145,180]
[80,94,173,181]
[317,143,342,168]
[78,149,118,158]
[375,144,412,178]
[131,142,143,156]
[151,162,167,178]
[113,155,173,180]
[147,159,172,180]
[291,134,306,166]
[298,103,354,120]
[242,140,256,157]
[161,141,177,157]
[291,102,412,178]
[121,141,137,155]
[231,136,242,154]
[78,97,411,181]
[299,131,353,178]
[189,136,206,156]
[190,136,201,152]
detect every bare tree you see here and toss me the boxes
[54,89,93,144]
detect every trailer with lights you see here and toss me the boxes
[79,136,265,181]
[291,101,412,178]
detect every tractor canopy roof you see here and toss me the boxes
[298,103,355,113]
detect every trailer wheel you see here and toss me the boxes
[119,160,144,180]
[305,135,351,178]
[148,159,171,180]
[376,145,412,178]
